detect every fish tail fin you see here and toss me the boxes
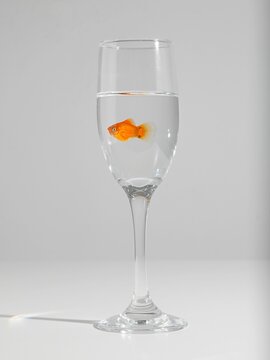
[137,123,150,140]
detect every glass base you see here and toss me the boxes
[94,297,187,334]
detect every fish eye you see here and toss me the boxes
[112,127,116,132]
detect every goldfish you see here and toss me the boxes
[107,118,150,142]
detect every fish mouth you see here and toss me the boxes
[108,127,118,136]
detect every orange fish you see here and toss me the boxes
[108,118,150,142]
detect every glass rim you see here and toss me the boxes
[99,39,172,49]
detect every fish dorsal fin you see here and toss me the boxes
[123,118,134,125]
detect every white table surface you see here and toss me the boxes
[0,260,269,359]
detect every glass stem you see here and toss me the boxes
[129,195,150,303]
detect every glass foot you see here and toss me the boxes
[94,298,187,334]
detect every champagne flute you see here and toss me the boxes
[94,39,187,333]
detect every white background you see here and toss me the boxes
[0,260,269,359]
[0,0,269,260]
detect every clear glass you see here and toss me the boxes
[95,39,187,333]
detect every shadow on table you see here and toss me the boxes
[0,314,97,325]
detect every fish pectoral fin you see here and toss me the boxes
[117,131,130,141]
[123,118,135,125]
